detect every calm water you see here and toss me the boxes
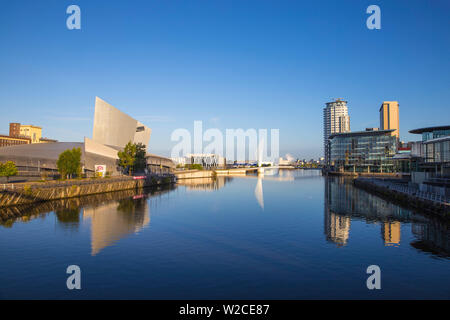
[0,169,449,299]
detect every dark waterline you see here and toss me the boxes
[0,169,448,299]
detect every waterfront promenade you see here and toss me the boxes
[354,177,450,218]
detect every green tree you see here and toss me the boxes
[118,141,137,176]
[133,142,147,173]
[57,148,82,179]
[0,161,18,182]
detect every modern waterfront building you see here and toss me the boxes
[328,129,398,173]
[93,97,151,149]
[379,101,400,139]
[323,99,350,165]
[182,153,226,169]
[409,125,450,175]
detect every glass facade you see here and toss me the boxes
[422,129,450,142]
[424,139,450,163]
[330,132,397,173]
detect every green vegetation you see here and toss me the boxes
[0,161,18,182]
[23,184,32,196]
[55,207,81,226]
[118,142,147,175]
[57,148,82,179]
[184,163,203,170]
[118,142,136,176]
[134,142,147,173]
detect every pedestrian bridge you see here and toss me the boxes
[214,166,295,175]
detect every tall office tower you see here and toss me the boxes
[379,101,399,139]
[323,99,350,165]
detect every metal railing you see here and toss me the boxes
[360,178,450,205]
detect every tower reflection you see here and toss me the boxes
[324,176,449,256]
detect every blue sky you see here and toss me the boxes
[0,0,449,158]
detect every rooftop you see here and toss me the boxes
[423,135,450,144]
[329,129,395,139]
[409,125,450,134]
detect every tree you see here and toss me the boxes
[57,148,82,179]
[118,141,137,176]
[0,161,18,182]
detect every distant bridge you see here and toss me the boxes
[214,166,296,175]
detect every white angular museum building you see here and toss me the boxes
[0,97,174,177]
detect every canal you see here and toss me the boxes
[0,169,448,299]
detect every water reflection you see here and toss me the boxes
[249,169,322,209]
[324,176,450,257]
[0,173,448,259]
[83,197,150,255]
[0,186,175,255]
[177,176,231,191]
[255,177,264,209]
[55,206,81,231]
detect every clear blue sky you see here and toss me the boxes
[1,0,449,158]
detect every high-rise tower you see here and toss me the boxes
[379,101,399,139]
[323,99,350,165]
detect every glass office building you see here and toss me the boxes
[409,126,450,173]
[329,129,397,173]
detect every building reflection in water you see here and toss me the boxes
[83,197,149,255]
[177,176,231,191]
[0,187,175,256]
[382,221,401,246]
[324,176,449,257]
[324,211,351,246]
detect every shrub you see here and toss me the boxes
[0,161,18,183]
[184,164,203,170]
[23,184,32,196]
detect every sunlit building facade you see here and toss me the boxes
[409,125,450,175]
[323,99,350,165]
[380,101,400,139]
[329,129,398,173]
